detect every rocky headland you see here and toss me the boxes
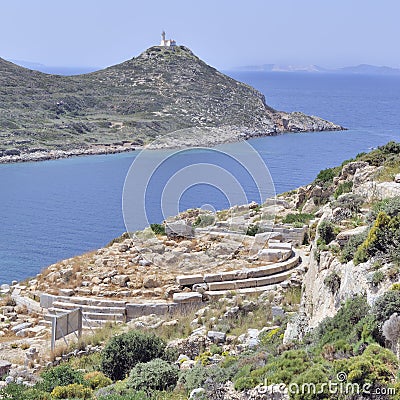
[0,46,343,164]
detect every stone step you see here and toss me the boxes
[206,284,280,298]
[177,253,299,286]
[55,295,127,308]
[52,301,126,314]
[206,269,294,292]
[45,311,124,328]
[82,312,125,322]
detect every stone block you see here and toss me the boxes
[235,279,257,289]
[257,248,291,263]
[207,281,236,291]
[204,273,222,283]
[176,274,204,286]
[40,293,57,309]
[173,293,203,303]
[268,242,292,251]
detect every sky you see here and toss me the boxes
[1,0,400,70]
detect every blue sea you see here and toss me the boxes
[1,72,399,284]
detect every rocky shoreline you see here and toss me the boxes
[0,143,141,164]
[0,118,343,164]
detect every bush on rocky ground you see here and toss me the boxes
[127,358,179,393]
[101,330,166,381]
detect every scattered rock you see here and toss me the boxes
[111,275,129,287]
[207,330,226,343]
[11,322,32,334]
[166,220,194,239]
[0,360,12,377]
[143,275,159,289]
[190,388,206,399]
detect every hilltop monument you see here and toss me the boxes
[160,31,176,47]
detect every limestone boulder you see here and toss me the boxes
[340,161,368,180]
[143,275,159,288]
[166,220,194,239]
[336,226,368,247]
[111,274,129,287]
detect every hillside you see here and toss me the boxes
[1,142,400,398]
[0,46,342,162]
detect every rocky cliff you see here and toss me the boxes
[0,46,343,162]
[282,143,400,342]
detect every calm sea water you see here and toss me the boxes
[1,72,399,283]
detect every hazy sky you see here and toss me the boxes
[1,0,399,70]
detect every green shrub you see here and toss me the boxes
[356,142,400,170]
[359,149,386,166]
[317,220,335,244]
[234,376,260,391]
[51,383,92,399]
[315,167,340,187]
[106,232,131,247]
[127,358,179,393]
[150,223,166,235]
[178,363,208,392]
[334,181,353,199]
[94,381,142,399]
[250,349,310,385]
[178,362,234,394]
[370,196,400,220]
[282,213,314,225]
[101,330,166,381]
[316,295,370,347]
[340,230,368,263]
[209,344,223,355]
[373,291,400,325]
[246,224,259,236]
[193,214,215,228]
[334,344,398,386]
[335,193,364,213]
[20,388,51,400]
[291,365,330,400]
[324,272,341,294]
[97,394,147,400]
[371,270,385,287]
[0,384,50,400]
[84,371,112,389]
[354,212,400,265]
[40,364,84,393]
[0,383,26,400]
[380,141,400,155]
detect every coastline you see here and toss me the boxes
[0,123,344,165]
[0,143,142,164]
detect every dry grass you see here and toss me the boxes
[70,322,122,351]
[150,306,200,341]
[49,343,69,361]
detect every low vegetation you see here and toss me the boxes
[282,213,314,226]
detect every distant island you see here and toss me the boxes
[235,63,400,75]
[0,35,343,163]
